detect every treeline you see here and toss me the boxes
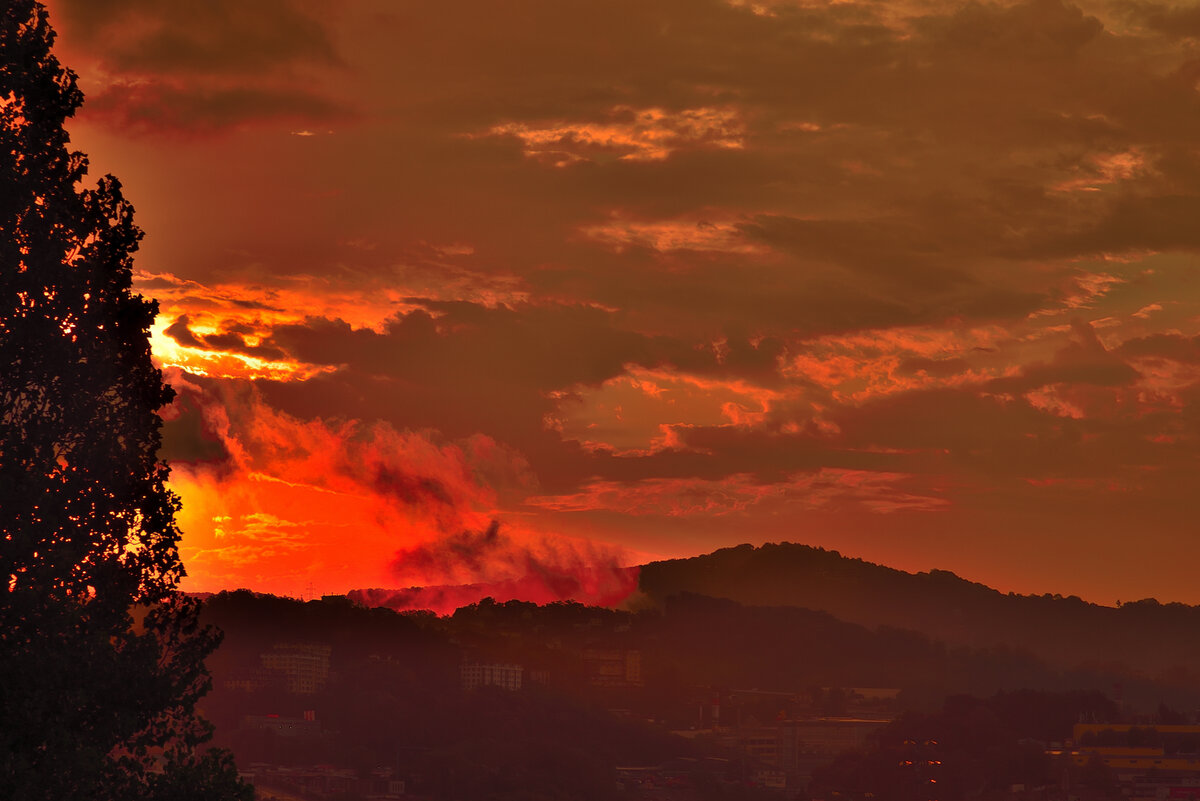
[199,589,1200,748]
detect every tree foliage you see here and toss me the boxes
[0,3,249,798]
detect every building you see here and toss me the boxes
[779,718,888,785]
[462,662,523,691]
[260,642,331,694]
[738,726,780,764]
[582,648,643,687]
[1064,723,1200,799]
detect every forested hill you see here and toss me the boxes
[638,542,1200,676]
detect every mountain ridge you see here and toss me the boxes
[638,541,1200,677]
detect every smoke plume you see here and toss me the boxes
[348,521,640,614]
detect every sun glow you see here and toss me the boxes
[149,318,335,381]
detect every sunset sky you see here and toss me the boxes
[42,0,1200,604]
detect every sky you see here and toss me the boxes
[40,0,1200,605]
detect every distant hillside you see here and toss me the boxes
[202,590,1200,725]
[638,542,1200,678]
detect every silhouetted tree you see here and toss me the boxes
[0,4,248,799]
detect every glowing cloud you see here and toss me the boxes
[488,105,745,165]
[581,216,765,254]
[163,372,516,593]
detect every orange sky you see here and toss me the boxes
[40,0,1200,604]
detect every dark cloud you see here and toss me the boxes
[48,0,348,135]
[987,320,1140,393]
[1116,0,1200,38]
[739,215,971,289]
[898,357,971,377]
[159,385,234,472]
[833,388,1077,463]
[84,82,350,135]
[165,315,288,362]
[370,466,455,510]
[529,249,1046,342]
[74,0,1200,311]
[255,303,670,489]
[916,0,1103,61]
[268,301,662,389]
[708,330,788,385]
[200,332,288,363]
[1055,194,1200,256]
[1118,333,1200,363]
[56,0,340,74]
[253,300,812,492]
[603,426,911,483]
[164,314,204,348]
[390,521,506,583]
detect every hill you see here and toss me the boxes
[638,542,1200,679]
